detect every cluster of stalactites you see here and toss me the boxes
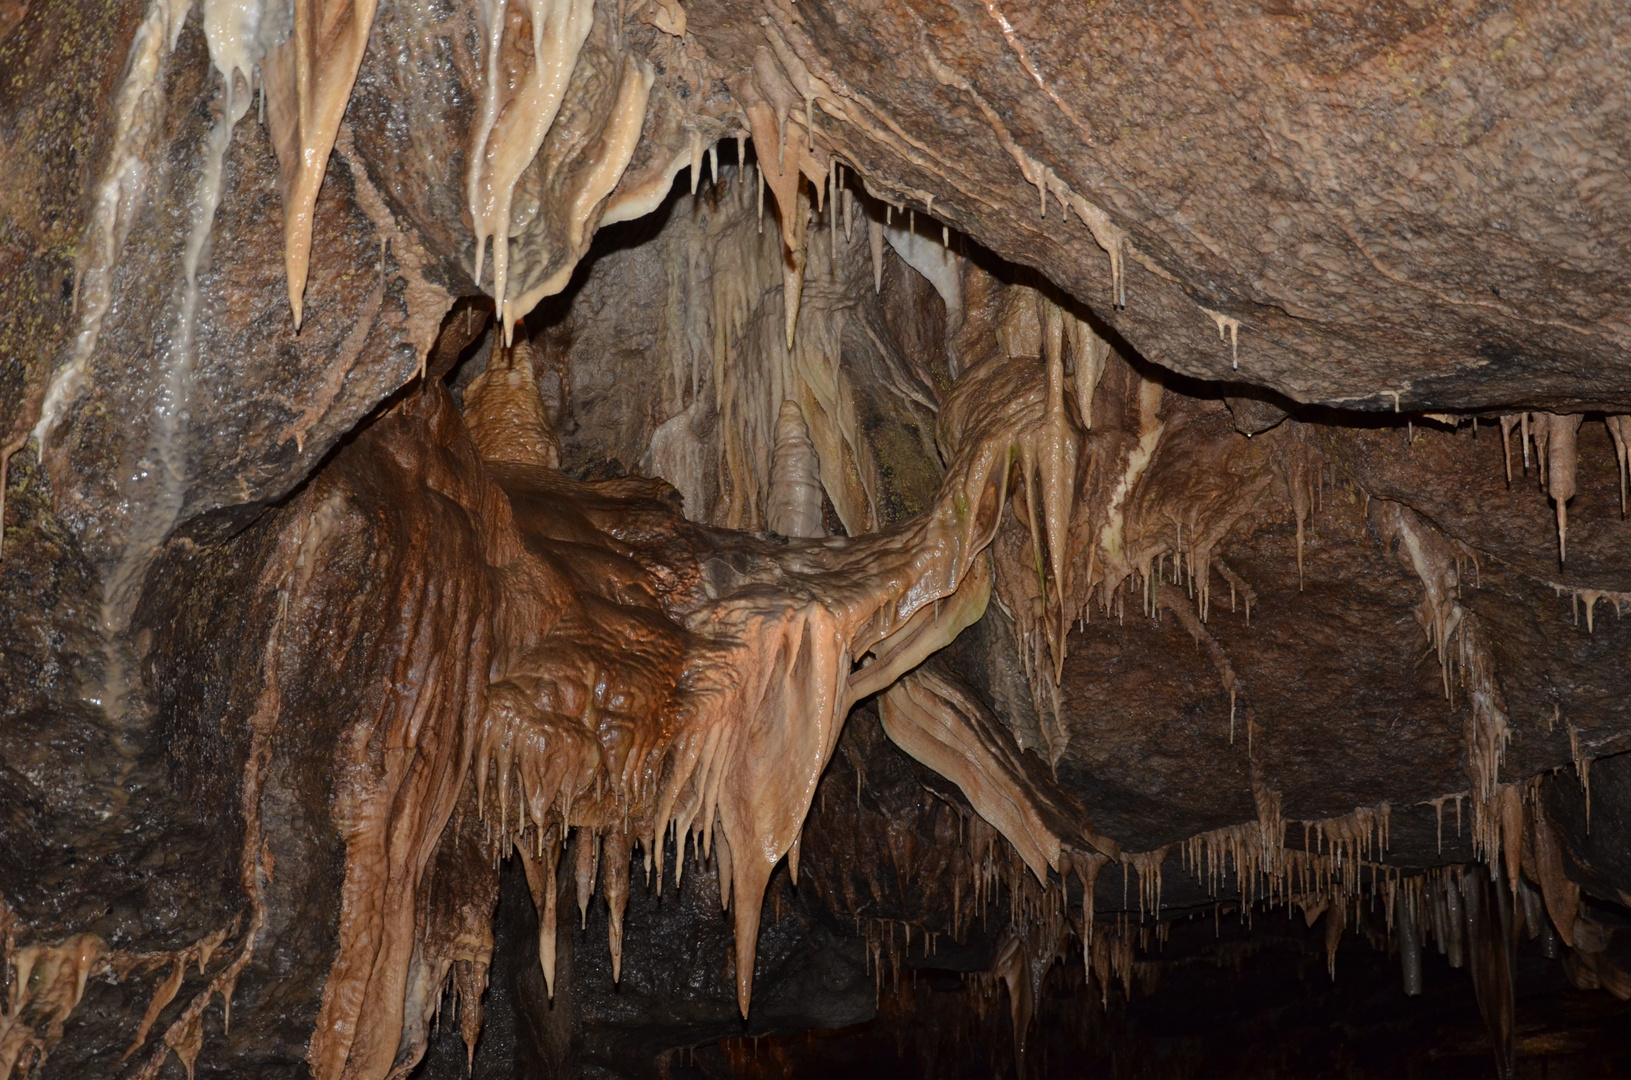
[1369,498,1512,856]
[171,0,378,330]
[948,290,1124,756]
[0,903,249,1080]
[441,315,1136,1027]
[499,815,755,1003]
[998,781,1624,1042]
[651,153,929,538]
[1499,412,1631,563]
[990,318,1339,762]
[1415,782,1631,1007]
[173,0,663,339]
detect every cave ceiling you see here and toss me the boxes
[2,1,1630,1077]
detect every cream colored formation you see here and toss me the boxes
[1500,411,1631,562]
[445,306,1121,1032]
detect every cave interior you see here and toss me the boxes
[3,1,1631,1078]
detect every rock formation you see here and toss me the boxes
[2,1,1630,1077]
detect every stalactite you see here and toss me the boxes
[868,216,885,293]
[602,830,632,982]
[1528,787,1581,950]
[1376,499,1517,879]
[0,933,106,1078]
[465,0,596,331]
[878,654,1121,885]
[688,129,704,196]
[1499,414,1520,485]
[1152,582,1239,737]
[1397,889,1423,995]
[264,0,381,328]
[737,45,836,351]
[516,831,561,997]
[1605,415,1631,517]
[558,59,655,257]
[1063,310,1111,429]
[25,0,250,676]
[575,828,599,930]
[1464,868,1517,1077]
[0,898,253,1079]
[1541,413,1583,563]
[696,171,883,536]
[882,216,964,345]
[1121,848,1171,919]
[1548,581,1631,633]
[436,318,1151,1026]
[1199,306,1240,370]
[26,6,1631,1079]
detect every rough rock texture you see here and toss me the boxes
[3,1,1631,1078]
[683,0,1631,411]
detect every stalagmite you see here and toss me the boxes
[461,335,562,469]
[766,400,826,538]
